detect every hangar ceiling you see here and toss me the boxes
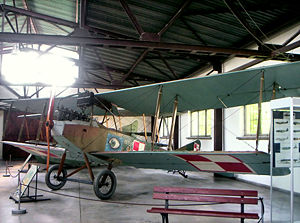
[0,0,299,97]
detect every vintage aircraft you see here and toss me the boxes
[2,61,300,200]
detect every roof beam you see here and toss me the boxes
[1,4,76,28]
[223,0,262,46]
[93,48,113,82]
[1,4,133,39]
[230,39,300,71]
[0,33,274,57]
[283,29,300,46]
[119,0,144,36]
[79,0,87,28]
[82,60,166,82]
[157,52,177,78]
[2,84,22,98]
[181,18,207,45]
[120,0,191,83]
[120,49,149,82]
[158,0,192,36]
[143,60,173,79]
[0,78,130,89]
[22,0,37,34]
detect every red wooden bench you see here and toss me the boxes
[147,186,264,223]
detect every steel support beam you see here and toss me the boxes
[93,49,113,82]
[157,52,177,78]
[0,78,130,89]
[144,60,173,79]
[79,0,86,29]
[158,0,192,36]
[1,4,76,28]
[230,39,300,71]
[22,0,37,34]
[0,33,274,57]
[1,4,133,39]
[121,0,191,83]
[120,0,144,36]
[120,49,149,82]
[181,18,207,45]
[224,0,263,46]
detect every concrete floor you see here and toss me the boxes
[0,160,299,223]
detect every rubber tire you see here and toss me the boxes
[93,169,117,200]
[45,164,67,190]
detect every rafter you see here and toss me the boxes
[158,0,192,36]
[93,48,113,82]
[0,4,134,39]
[223,0,263,46]
[120,49,149,82]
[0,32,275,56]
[120,0,191,83]
[157,52,177,78]
[119,0,144,36]
[143,60,173,79]
[22,0,37,34]
[181,18,207,45]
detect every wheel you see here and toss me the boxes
[93,169,117,200]
[45,164,67,190]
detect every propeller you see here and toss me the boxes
[45,90,55,172]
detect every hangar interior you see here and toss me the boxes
[0,0,300,222]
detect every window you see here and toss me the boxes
[245,102,270,135]
[162,117,172,137]
[190,110,212,137]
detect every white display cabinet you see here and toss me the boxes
[270,97,300,223]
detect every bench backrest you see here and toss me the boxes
[153,186,258,205]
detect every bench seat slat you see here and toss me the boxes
[153,186,257,197]
[153,193,258,204]
[147,208,259,219]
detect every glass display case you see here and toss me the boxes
[270,97,300,223]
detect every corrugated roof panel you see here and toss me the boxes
[1,0,299,88]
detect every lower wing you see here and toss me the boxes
[92,151,290,176]
[1,140,106,167]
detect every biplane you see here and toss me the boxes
[2,61,300,200]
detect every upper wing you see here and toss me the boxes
[3,94,116,116]
[95,62,300,115]
[92,150,290,176]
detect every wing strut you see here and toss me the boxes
[151,86,163,150]
[268,83,277,153]
[143,114,148,141]
[168,96,178,151]
[255,71,264,151]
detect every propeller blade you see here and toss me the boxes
[45,90,55,172]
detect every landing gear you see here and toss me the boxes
[93,169,117,200]
[44,158,117,200]
[45,164,67,190]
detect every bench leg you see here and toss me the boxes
[161,214,169,223]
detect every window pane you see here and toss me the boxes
[198,111,206,136]
[191,111,198,136]
[206,110,212,136]
[245,103,270,135]
[261,103,270,134]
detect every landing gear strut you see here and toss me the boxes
[44,158,117,200]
